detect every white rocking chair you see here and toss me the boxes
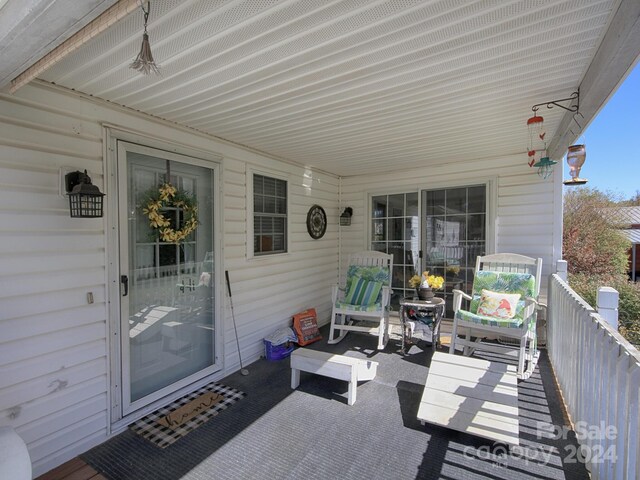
[328,251,393,350]
[449,253,544,380]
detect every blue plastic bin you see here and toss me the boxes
[264,340,294,361]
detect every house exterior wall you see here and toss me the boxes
[629,242,639,281]
[0,82,339,476]
[338,156,562,300]
[0,82,563,477]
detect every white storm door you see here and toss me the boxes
[117,141,219,415]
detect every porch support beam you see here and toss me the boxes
[548,0,640,160]
[9,0,140,94]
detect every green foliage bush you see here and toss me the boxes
[568,273,640,346]
[616,280,640,346]
[564,188,640,346]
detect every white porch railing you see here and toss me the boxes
[547,273,640,480]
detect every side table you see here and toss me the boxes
[399,297,445,354]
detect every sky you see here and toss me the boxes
[563,61,640,200]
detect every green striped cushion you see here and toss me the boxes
[345,265,390,292]
[344,276,383,306]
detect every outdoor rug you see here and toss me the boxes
[130,382,245,448]
[83,325,590,479]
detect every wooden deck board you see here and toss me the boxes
[418,352,519,445]
[36,457,102,480]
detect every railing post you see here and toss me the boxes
[597,286,619,330]
[556,260,568,281]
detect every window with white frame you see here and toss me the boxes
[253,173,287,255]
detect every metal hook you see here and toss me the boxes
[569,111,585,137]
[531,90,580,114]
[572,111,585,129]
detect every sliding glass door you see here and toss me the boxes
[421,185,486,316]
[371,193,419,309]
[369,185,487,315]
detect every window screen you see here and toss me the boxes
[254,174,287,255]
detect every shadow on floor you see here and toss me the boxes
[82,326,589,479]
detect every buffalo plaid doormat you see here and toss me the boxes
[130,382,246,448]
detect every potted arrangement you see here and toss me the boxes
[409,271,444,301]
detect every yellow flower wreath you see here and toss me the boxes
[142,183,198,244]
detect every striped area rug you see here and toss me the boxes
[130,383,246,448]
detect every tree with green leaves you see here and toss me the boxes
[563,187,640,345]
[563,188,629,276]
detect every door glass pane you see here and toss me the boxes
[389,218,404,241]
[468,186,486,213]
[369,193,419,309]
[424,190,445,215]
[372,196,387,217]
[388,194,404,216]
[372,219,386,242]
[127,153,215,404]
[422,185,486,317]
[468,214,485,240]
[406,192,418,217]
[446,188,467,214]
[371,242,386,253]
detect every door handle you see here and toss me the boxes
[121,275,129,297]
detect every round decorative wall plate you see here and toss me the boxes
[306,204,327,239]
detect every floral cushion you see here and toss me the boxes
[476,289,521,319]
[456,270,537,329]
[344,276,383,306]
[469,271,536,321]
[454,309,524,329]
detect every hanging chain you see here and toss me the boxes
[142,1,150,32]
[130,0,159,75]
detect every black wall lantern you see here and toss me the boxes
[340,207,353,226]
[65,170,105,218]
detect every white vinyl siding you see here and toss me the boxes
[0,82,339,477]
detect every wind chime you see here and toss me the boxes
[526,91,580,179]
[526,108,555,179]
[130,1,160,75]
[526,113,548,169]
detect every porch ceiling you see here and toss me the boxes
[3,0,638,177]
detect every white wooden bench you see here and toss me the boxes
[290,348,378,405]
[418,352,519,445]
